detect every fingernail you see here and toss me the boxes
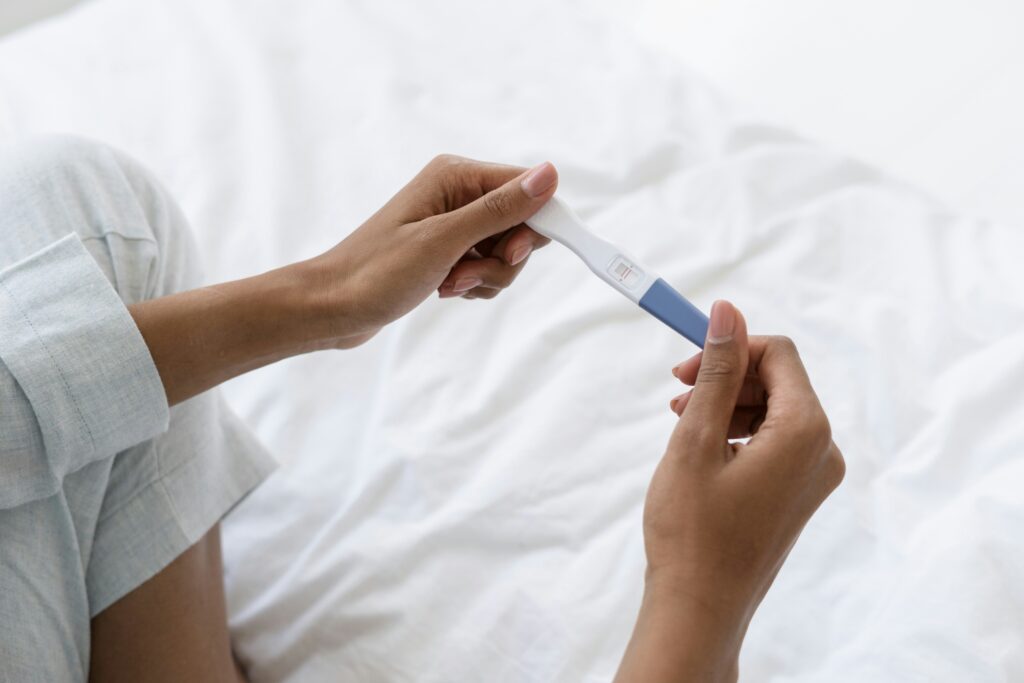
[521,161,557,198]
[671,364,681,378]
[452,277,482,293]
[669,398,678,412]
[707,300,736,344]
[509,244,532,266]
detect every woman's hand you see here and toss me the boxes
[303,154,558,348]
[615,301,845,683]
[131,155,556,405]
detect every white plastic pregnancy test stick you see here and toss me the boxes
[525,195,709,348]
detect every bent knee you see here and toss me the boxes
[0,135,202,303]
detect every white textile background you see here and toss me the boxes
[0,1,1022,681]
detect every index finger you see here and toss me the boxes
[416,154,528,215]
[676,336,814,397]
[744,335,833,454]
[482,225,552,266]
[749,336,817,407]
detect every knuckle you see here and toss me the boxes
[793,405,832,452]
[696,356,738,384]
[673,420,714,453]
[483,189,516,220]
[491,266,517,288]
[428,153,461,170]
[414,212,448,242]
[424,154,466,191]
[412,215,459,258]
[813,410,833,446]
[768,335,799,356]
[824,446,846,489]
[694,424,722,449]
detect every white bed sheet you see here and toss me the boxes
[1,1,1022,680]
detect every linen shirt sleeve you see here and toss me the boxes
[0,234,170,509]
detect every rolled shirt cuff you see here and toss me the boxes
[0,234,170,475]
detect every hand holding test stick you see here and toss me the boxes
[616,301,845,683]
[128,155,842,681]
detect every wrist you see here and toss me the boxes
[643,567,756,631]
[285,256,380,350]
[615,572,750,683]
[262,260,339,352]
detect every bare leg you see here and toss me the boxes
[88,525,247,683]
[0,137,270,681]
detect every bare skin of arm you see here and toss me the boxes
[130,155,559,408]
[92,158,842,682]
[616,301,845,682]
[90,156,558,683]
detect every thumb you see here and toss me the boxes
[441,161,558,247]
[672,300,749,449]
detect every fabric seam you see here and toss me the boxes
[0,275,96,453]
[96,442,208,525]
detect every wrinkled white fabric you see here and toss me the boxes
[1,1,1021,681]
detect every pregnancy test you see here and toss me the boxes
[525,195,709,348]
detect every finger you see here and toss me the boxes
[494,225,552,266]
[438,255,523,296]
[673,366,767,408]
[670,391,767,439]
[668,390,691,414]
[473,224,551,262]
[746,335,819,418]
[735,379,767,408]
[674,335,821,447]
[671,301,749,449]
[430,155,529,210]
[821,441,846,494]
[437,252,482,298]
[673,352,762,395]
[681,336,825,448]
[471,234,503,259]
[723,408,767,439]
[444,225,550,299]
[743,337,832,464]
[431,161,558,251]
[671,351,703,385]
[404,155,527,219]
[459,286,500,300]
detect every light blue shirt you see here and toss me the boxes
[0,234,171,509]
[0,136,276,682]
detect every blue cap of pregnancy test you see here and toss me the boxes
[638,278,710,348]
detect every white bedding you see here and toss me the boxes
[2,1,1023,680]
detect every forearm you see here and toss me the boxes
[128,261,331,406]
[615,577,749,683]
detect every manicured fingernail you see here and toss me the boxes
[509,244,532,266]
[452,277,482,293]
[521,161,556,198]
[707,300,736,344]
